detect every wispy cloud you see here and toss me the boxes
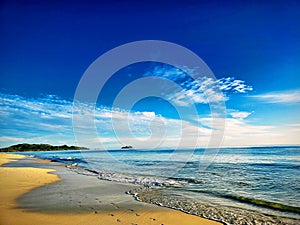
[199,117,300,147]
[144,66,253,106]
[228,109,253,120]
[252,89,300,104]
[0,93,75,147]
[0,93,211,149]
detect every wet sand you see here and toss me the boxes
[0,153,221,225]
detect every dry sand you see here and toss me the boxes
[0,153,221,225]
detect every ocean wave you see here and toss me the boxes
[249,163,300,170]
[224,195,300,214]
[169,177,204,184]
[49,156,87,164]
[132,187,300,225]
[69,165,300,214]
[187,189,300,214]
[69,167,181,187]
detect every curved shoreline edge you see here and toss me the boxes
[0,153,221,225]
[65,160,300,224]
[130,188,299,225]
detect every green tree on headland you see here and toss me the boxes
[0,143,88,152]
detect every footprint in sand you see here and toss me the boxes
[128,209,134,212]
[135,213,140,216]
[116,219,121,222]
[109,213,114,216]
[150,218,156,221]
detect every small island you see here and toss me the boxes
[0,143,89,152]
[121,145,133,149]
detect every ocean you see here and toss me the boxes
[19,146,300,220]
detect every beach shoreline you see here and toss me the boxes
[132,187,300,225]
[0,153,222,225]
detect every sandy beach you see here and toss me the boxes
[0,153,221,225]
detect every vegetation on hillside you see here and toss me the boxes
[0,143,88,152]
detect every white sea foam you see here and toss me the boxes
[69,167,180,187]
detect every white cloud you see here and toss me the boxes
[198,116,300,147]
[0,93,211,149]
[144,66,253,106]
[0,93,75,147]
[252,89,300,104]
[287,123,300,127]
[0,136,25,142]
[136,111,156,118]
[170,79,228,106]
[1,92,299,149]
[228,109,253,120]
[218,77,253,93]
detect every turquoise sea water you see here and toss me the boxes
[19,146,300,217]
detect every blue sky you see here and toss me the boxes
[0,0,299,149]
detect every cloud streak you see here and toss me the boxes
[252,89,300,104]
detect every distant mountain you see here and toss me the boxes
[0,143,89,152]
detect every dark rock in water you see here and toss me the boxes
[121,145,133,149]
